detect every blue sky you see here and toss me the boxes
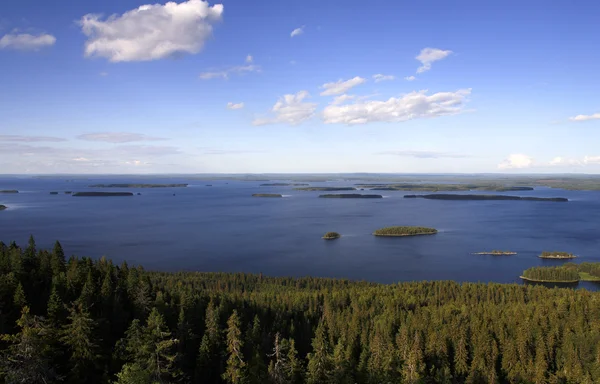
[1,0,599,173]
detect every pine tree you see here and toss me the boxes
[247,315,267,383]
[196,302,222,382]
[306,321,332,384]
[268,333,287,384]
[13,282,27,309]
[223,310,246,384]
[46,284,65,326]
[51,241,66,276]
[61,303,99,382]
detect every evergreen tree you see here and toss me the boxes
[196,301,223,382]
[223,310,246,384]
[306,322,332,384]
[13,282,27,309]
[46,284,65,326]
[61,303,99,383]
[51,241,66,276]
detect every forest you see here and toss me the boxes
[522,263,600,282]
[1,237,600,383]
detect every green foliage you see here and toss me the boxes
[540,251,576,258]
[373,226,438,236]
[1,238,600,383]
[322,232,340,240]
[522,266,580,282]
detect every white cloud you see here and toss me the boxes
[199,64,259,80]
[253,91,317,126]
[322,88,471,125]
[569,113,600,122]
[584,156,600,164]
[549,157,582,166]
[227,102,244,110]
[246,54,253,63]
[80,0,223,62]
[77,132,167,143]
[320,76,366,96]
[405,76,416,81]
[290,26,304,37]
[373,74,395,82]
[0,135,66,142]
[497,154,534,169]
[331,94,355,105]
[0,33,56,51]
[415,47,452,73]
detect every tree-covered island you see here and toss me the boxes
[520,263,600,283]
[404,194,568,202]
[72,192,134,197]
[319,194,382,198]
[474,250,517,255]
[0,190,18,193]
[0,204,6,210]
[294,187,356,191]
[538,251,577,259]
[252,193,283,197]
[88,183,188,188]
[355,183,534,192]
[322,232,341,240]
[373,226,438,237]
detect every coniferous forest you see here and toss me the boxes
[1,237,600,383]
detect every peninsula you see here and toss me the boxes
[252,193,283,198]
[88,183,188,188]
[0,190,18,194]
[322,232,341,240]
[319,194,382,199]
[404,194,568,202]
[538,251,577,259]
[473,251,517,255]
[294,187,356,191]
[373,226,438,237]
[72,192,134,197]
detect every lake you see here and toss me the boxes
[1,176,599,289]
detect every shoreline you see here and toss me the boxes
[519,275,579,284]
[538,255,577,259]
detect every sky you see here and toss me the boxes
[1,0,600,174]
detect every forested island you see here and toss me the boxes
[0,204,6,210]
[64,191,72,194]
[473,251,517,255]
[1,238,599,383]
[0,190,18,194]
[322,232,341,240]
[49,192,59,195]
[356,183,535,192]
[539,251,577,259]
[72,192,134,197]
[404,194,568,202]
[252,193,283,198]
[521,263,600,283]
[294,187,356,191]
[260,183,309,186]
[319,194,382,199]
[88,184,188,188]
[373,226,438,237]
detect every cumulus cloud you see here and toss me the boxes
[373,74,395,82]
[569,113,600,122]
[416,47,452,73]
[199,64,259,79]
[549,157,582,166]
[322,88,471,125]
[320,76,366,96]
[246,54,253,63]
[290,26,304,37]
[252,91,317,126]
[227,102,244,110]
[331,94,355,105]
[0,135,66,142]
[405,76,416,81]
[378,150,468,159]
[77,132,167,143]
[80,0,223,62]
[497,154,534,169]
[0,32,56,51]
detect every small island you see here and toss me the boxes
[520,266,580,283]
[49,192,59,195]
[260,183,309,186]
[322,232,341,240]
[65,191,72,194]
[294,187,356,191]
[72,192,134,197]
[88,184,188,188]
[474,250,517,255]
[252,193,283,198]
[0,205,7,211]
[319,194,382,199]
[0,190,18,194]
[538,251,577,259]
[404,194,568,202]
[373,226,438,237]
[355,183,534,192]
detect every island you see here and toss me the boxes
[260,183,309,186]
[0,205,6,211]
[520,262,600,283]
[322,232,341,240]
[72,192,134,197]
[294,187,356,191]
[0,190,18,194]
[355,183,534,192]
[373,226,438,237]
[252,193,283,198]
[88,184,188,188]
[49,192,59,195]
[404,194,568,202]
[473,250,517,255]
[65,191,72,194]
[538,251,577,259]
[319,194,382,199]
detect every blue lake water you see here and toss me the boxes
[1,176,600,289]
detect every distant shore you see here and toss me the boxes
[404,194,568,202]
[73,192,134,197]
[252,193,283,198]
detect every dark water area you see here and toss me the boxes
[1,176,600,290]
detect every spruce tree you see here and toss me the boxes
[60,303,99,382]
[223,310,246,384]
